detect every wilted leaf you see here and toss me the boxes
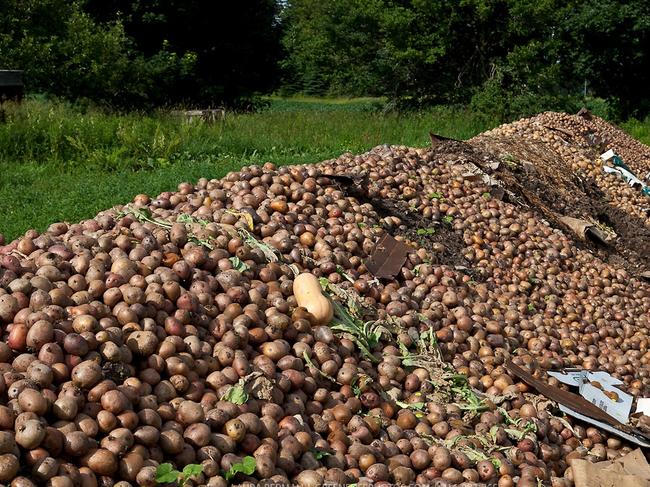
[222,383,248,405]
[229,256,249,272]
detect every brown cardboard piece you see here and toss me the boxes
[365,233,411,279]
[572,449,650,487]
[558,215,615,246]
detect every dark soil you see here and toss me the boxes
[102,361,131,384]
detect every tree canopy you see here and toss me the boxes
[1,0,648,117]
[280,0,650,119]
[0,0,282,108]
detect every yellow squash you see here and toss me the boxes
[293,273,333,325]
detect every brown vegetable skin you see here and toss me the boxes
[292,273,333,325]
[0,453,20,482]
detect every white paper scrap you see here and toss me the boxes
[636,398,650,416]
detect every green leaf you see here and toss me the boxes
[155,463,180,484]
[336,265,355,283]
[419,328,437,349]
[416,227,435,236]
[461,446,489,463]
[229,256,249,272]
[224,456,256,481]
[177,213,208,226]
[489,424,500,443]
[182,464,203,479]
[399,342,416,367]
[395,399,425,411]
[221,382,248,405]
[241,456,256,473]
[310,448,332,460]
[350,376,362,397]
[136,207,152,220]
[504,428,526,440]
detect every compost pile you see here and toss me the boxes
[0,112,649,487]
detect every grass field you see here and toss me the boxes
[0,97,648,240]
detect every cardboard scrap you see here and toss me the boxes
[365,233,411,279]
[572,448,650,487]
[507,359,650,448]
[558,215,614,245]
[548,369,624,387]
[577,107,593,119]
[555,404,650,448]
[506,360,628,427]
[429,131,461,148]
[548,369,632,424]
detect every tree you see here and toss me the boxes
[0,0,188,108]
[563,0,650,118]
[279,0,650,118]
[83,0,284,107]
[0,0,283,108]
[280,0,387,96]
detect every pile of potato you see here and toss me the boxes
[477,112,650,227]
[0,113,649,487]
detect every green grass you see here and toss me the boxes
[621,117,650,146]
[262,96,386,112]
[0,98,498,240]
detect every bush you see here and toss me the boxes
[0,2,193,109]
[469,69,586,123]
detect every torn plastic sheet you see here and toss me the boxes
[637,399,650,417]
[601,150,650,197]
[557,405,650,448]
[603,165,645,188]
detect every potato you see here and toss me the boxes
[0,432,16,454]
[0,454,20,482]
[82,449,118,476]
[127,331,158,357]
[295,470,323,487]
[71,361,103,389]
[15,419,46,449]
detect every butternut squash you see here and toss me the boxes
[293,273,333,325]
